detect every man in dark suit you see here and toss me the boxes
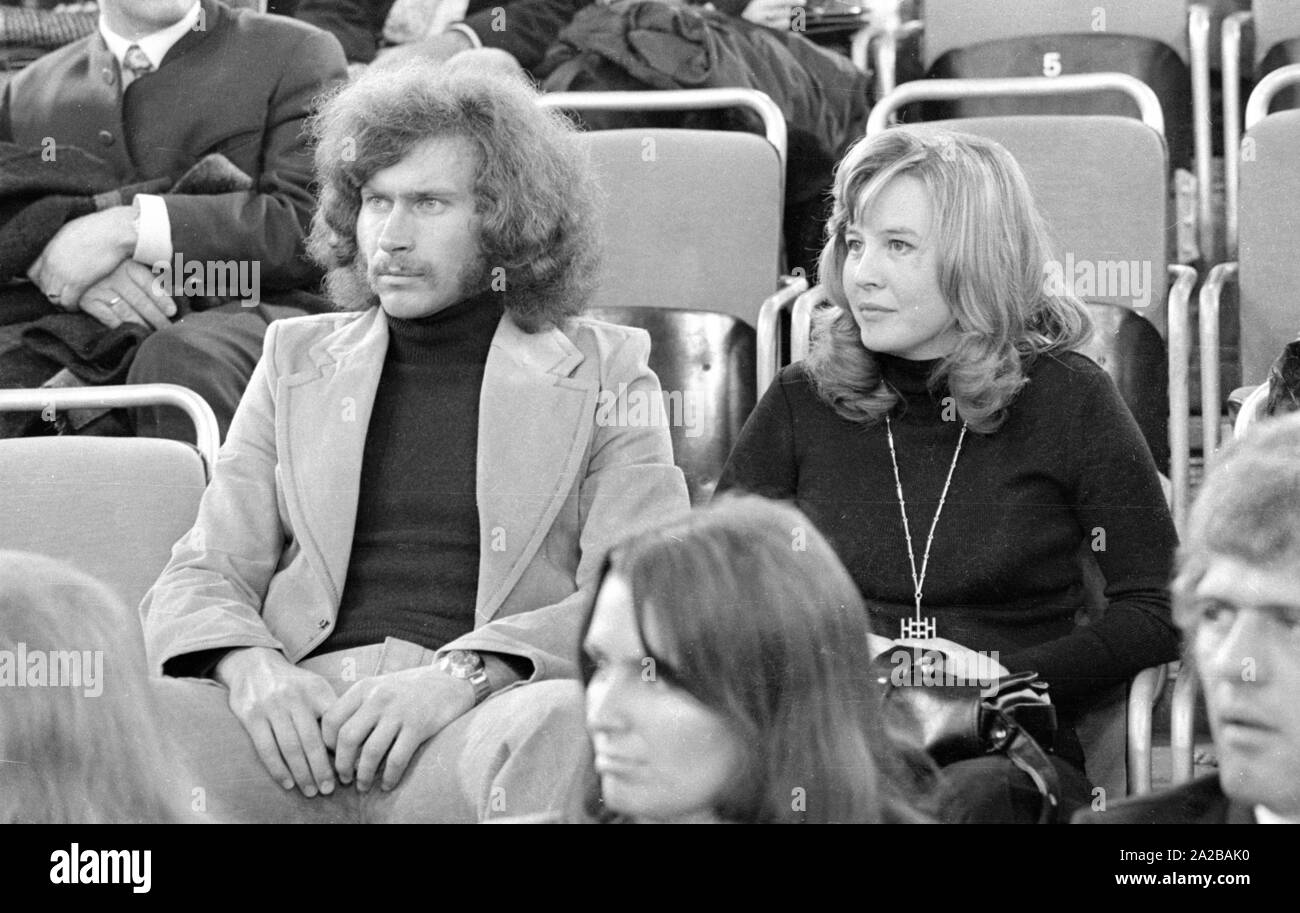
[1,0,347,440]
[1077,413,1300,825]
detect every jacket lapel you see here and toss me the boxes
[476,315,594,620]
[87,34,119,93]
[273,308,594,621]
[277,310,387,606]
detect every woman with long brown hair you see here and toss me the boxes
[579,495,928,823]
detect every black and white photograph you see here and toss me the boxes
[0,0,1292,889]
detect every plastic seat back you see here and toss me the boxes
[1077,301,1170,473]
[920,0,1189,69]
[580,130,782,329]
[587,306,756,506]
[0,437,206,609]
[918,0,1192,165]
[1255,0,1300,99]
[923,116,1170,333]
[1252,0,1300,115]
[1237,108,1300,388]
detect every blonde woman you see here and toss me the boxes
[718,127,1180,817]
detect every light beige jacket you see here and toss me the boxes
[140,306,689,681]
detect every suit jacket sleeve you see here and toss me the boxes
[434,326,691,682]
[161,27,347,290]
[140,319,293,676]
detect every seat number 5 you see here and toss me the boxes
[1042,52,1062,77]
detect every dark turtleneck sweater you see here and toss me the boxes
[309,290,505,657]
[717,351,1181,720]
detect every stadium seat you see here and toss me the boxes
[0,384,217,609]
[587,306,756,506]
[758,280,820,394]
[1076,665,1169,797]
[1223,2,1300,254]
[1252,0,1300,73]
[889,1,1213,260]
[1199,66,1300,463]
[914,2,1193,158]
[1078,301,1174,472]
[537,89,786,331]
[1226,0,1300,116]
[1169,659,1201,787]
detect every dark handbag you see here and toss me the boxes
[870,648,1063,823]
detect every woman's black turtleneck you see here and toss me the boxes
[717,350,1181,721]
[311,290,505,658]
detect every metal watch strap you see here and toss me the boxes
[466,664,491,706]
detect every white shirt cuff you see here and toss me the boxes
[446,22,482,49]
[132,194,173,268]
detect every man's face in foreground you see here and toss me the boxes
[1192,554,1300,816]
[357,135,487,320]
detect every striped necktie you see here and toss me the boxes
[122,44,154,84]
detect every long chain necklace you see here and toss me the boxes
[885,415,968,629]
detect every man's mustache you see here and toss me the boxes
[367,256,429,277]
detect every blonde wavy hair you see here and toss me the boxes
[807,127,1093,433]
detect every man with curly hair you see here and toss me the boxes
[140,58,689,823]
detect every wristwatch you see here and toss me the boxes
[438,649,491,706]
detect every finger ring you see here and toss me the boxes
[109,296,123,305]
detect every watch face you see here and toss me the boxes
[442,650,482,678]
